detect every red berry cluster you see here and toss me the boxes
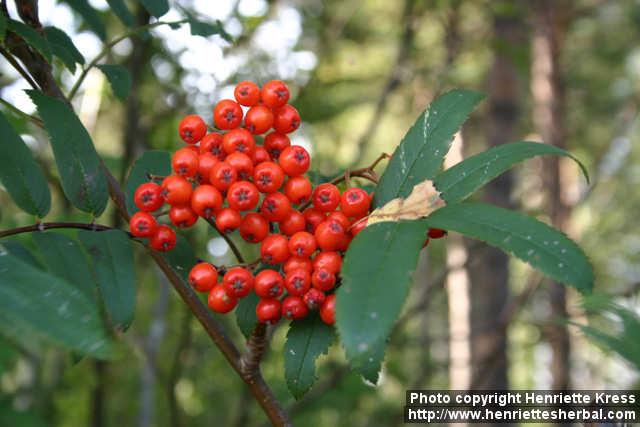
[129,80,372,326]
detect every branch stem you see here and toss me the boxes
[205,218,246,263]
[0,222,117,239]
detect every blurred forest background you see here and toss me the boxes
[1,0,639,426]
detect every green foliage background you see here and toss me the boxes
[0,0,638,426]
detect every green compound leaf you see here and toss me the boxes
[337,221,428,382]
[28,90,109,216]
[32,232,97,303]
[188,18,232,42]
[97,64,132,101]
[44,26,85,73]
[424,202,594,293]
[236,292,260,339]
[434,141,589,204]
[0,111,51,217]
[78,230,136,331]
[0,246,114,358]
[125,150,171,216]
[138,0,169,18]
[7,19,52,61]
[374,89,485,207]
[284,315,335,399]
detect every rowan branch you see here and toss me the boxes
[7,6,291,425]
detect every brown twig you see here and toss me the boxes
[240,323,269,377]
[0,222,117,239]
[300,152,390,211]
[204,218,246,263]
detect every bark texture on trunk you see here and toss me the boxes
[467,1,524,395]
[531,0,573,403]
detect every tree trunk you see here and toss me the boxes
[531,0,572,407]
[467,1,525,395]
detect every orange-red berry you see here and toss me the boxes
[129,211,158,237]
[188,262,218,292]
[213,99,243,130]
[179,114,207,144]
[208,285,237,313]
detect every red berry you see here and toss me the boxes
[253,146,271,164]
[350,218,367,236]
[234,81,260,106]
[208,285,237,313]
[273,104,300,134]
[312,183,340,212]
[227,181,260,211]
[311,267,336,291]
[222,128,255,156]
[260,80,290,109]
[254,269,284,298]
[190,184,223,218]
[260,192,291,222]
[215,207,242,233]
[213,99,243,130]
[134,182,164,212]
[312,251,342,274]
[197,152,220,183]
[303,288,326,310]
[253,161,285,193]
[172,147,199,177]
[278,145,310,176]
[319,294,336,325]
[129,211,158,237]
[210,161,238,191]
[280,210,306,236]
[340,188,371,218]
[222,267,254,298]
[169,205,198,228]
[327,211,350,230]
[188,262,218,292]
[288,231,317,258]
[284,268,311,296]
[199,133,225,159]
[264,132,290,159]
[161,175,192,206]
[427,228,447,239]
[256,298,282,324]
[245,105,274,135]
[282,295,309,320]
[225,152,254,180]
[260,234,290,265]
[284,176,312,204]
[149,225,177,252]
[239,213,269,243]
[179,114,207,144]
[284,257,313,274]
[303,208,325,233]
